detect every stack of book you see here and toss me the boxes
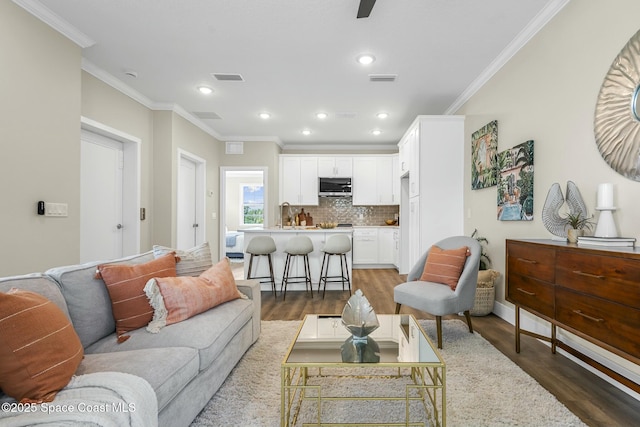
[577,236,636,248]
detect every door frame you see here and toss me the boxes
[80,116,140,257]
[177,149,206,248]
[219,166,268,260]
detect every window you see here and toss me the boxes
[241,184,264,225]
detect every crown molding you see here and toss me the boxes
[13,0,95,48]
[445,0,570,114]
[155,103,225,142]
[224,135,284,147]
[82,58,155,108]
[283,142,398,152]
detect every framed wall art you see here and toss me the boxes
[497,140,534,221]
[471,120,498,190]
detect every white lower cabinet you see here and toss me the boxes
[353,227,399,267]
[352,228,378,264]
[378,228,396,264]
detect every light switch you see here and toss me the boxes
[44,202,68,217]
[211,212,217,220]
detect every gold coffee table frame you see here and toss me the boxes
[281,314,446,427]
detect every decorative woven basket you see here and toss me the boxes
[470,286,495,316]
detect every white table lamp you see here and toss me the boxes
[594,183,618,238]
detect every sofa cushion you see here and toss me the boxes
[419,245,470,290]
[77,347,198,412]
[85,297,254,371]
[0,273,70,319]
[153,242,213,276]
[0,289,83,403]
[46,251,155,348]
[97,253,177,342]
[145,258,245,332]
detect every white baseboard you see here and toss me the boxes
[491,301,640,401]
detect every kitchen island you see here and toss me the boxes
[242,227,353,293]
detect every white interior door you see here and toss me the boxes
[80,137,123,262]
[177,156,198,250]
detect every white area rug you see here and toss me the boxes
[191,319,586,426]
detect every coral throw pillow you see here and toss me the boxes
[145,258,245,332]
[419,245,470,290]
[97,252,177,342]
[0,289,84,403]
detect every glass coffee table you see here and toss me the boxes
[281,314,446,427]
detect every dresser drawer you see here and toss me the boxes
[556,250,640,308]
[507,241,555,283]
[507,274,554,318]
[556,287,640,359]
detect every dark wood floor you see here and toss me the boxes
[259,268,640,427]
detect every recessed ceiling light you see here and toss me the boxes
[371,129,382,136]
[376,112,389,119]
[259,112,271,119]
[316,112,328,119]
[356,53,376,65]
[197,86,213,95]
[302,129,312,136]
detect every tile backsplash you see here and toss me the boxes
[290,197,399,226]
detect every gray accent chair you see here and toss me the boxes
[394,236,481,348]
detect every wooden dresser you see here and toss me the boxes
[506,239,640,392]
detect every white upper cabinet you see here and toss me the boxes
[279,156,319,205]
[317,156,352,177]
[352,157,378,205]
[352,155,398,206]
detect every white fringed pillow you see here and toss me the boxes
[153,242,212,277]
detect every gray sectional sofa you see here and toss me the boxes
[0,251,261,427]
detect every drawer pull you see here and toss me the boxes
[573,310,604,323]
[517,288,536,296]
[572,271,605,279]
[517,258,538,264]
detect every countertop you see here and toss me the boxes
[244,227,353,233]
[242,225,399,233]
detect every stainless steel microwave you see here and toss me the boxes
[318,177,352,197]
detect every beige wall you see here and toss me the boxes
[0,2,82,275]
[459,0,640,304]
[458,0,640,378]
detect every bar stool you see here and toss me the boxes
[245,236,277,297]
[281,235,314,300]
[318,234,352,299]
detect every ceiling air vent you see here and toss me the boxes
[193,111,222,120]
[225,141,244,155]
[369,74,398,82]
[212,73,244,81]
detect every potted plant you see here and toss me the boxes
[471,229,491,270]
[470,229,500,316]
[563,212,594,243]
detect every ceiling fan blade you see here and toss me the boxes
[357,0,376,18]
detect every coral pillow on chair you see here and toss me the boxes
[97,252,177,342]
[145,257,245,332]
[0,289,84,403]
[419,245,470,290]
